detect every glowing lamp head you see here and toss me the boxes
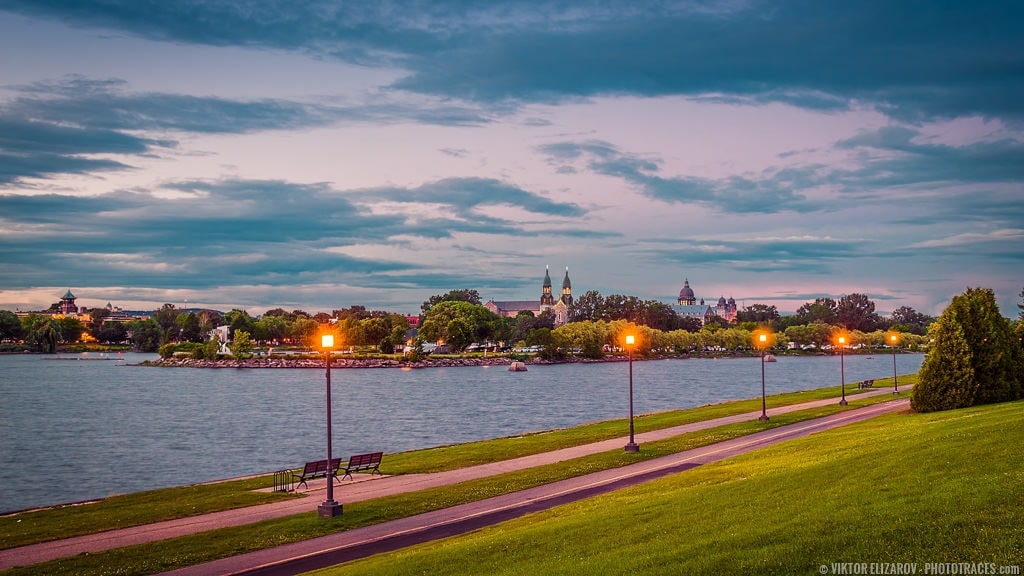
[321,334,334,349]
[759,333,768,344]
[625,335,635,346]
[838,336,846,345]
[890,334,898,344]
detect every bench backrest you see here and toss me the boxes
[303,458,343,474]
[349,452,383,466]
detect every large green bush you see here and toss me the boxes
[912,287,1024,412]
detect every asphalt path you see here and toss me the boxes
[162,398,910,576]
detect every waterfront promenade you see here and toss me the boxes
[0,387,910,573]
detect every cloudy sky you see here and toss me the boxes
[1,1,1022,317]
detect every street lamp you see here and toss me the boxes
[624,334,639,453]
[836,333,848,406]
[888,332,900,395]
[753,329,771,421]
[318,333,342,518]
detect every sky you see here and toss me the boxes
[1,1,1022,318]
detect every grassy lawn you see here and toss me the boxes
[1,376,911,551]
[1,393,907,576]
[318,399,1024,576]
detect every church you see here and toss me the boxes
[672,278,738,325]
[485,266,573,326]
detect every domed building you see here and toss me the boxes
[672,279,738,325]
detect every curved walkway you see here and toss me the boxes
[0,387,908,572]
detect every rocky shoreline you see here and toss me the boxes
[144,355,633,369]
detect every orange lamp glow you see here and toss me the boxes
[321,334,334,349]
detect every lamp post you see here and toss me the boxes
[888,332,900,395]
[755,330,770,421]
[837,334,848,406]
[624,334,639,453]
[318,333,342,518]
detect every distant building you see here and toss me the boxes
[671,278,737,325]
[60,289,82,314]
[485,266,574,327]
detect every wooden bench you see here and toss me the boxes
[340,452,383,480]
[292,457,342,488]
[857,379,874,390]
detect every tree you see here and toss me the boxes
[127,319,162,352]
[419,300,498,351]
[361,317,390,350]
[36,318,63,353]
[152,304,179,338]
[677,317,703,333]
[86,307,110,337]
[569,290,603,322]
[229,330,254,358]
[794,298,837,325]
[641,301,681,331]
[0,310,24,341]
[835,293,881,331]
[255,314,289,344]
[912,317,975,412]
[1018,286,1024,320]
[912,287,1023,412]
[736,304,780,326]
[96,321,128,344]
[890,306,935,335]
[224,309,256,340]
[176,312,203,343]
[421,289,481,314]
[56,317,84,343]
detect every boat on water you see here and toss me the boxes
[508,361,528,372]
[764,354,777,362]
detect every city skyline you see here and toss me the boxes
[1,2,1022,316]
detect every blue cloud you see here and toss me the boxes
[5,1,1022,120]
[0,76,491,184]
[539,140,821,214]
[0,176,592,292]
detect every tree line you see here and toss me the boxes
[1,287,1018,358]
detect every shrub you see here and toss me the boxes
[912,287,1024,412]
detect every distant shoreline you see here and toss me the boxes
[144,355,627,369]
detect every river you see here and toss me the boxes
[0,351,922,513]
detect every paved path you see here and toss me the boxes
[0,387,908,571]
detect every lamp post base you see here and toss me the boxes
[624,442,640,453]
[838,399,848,406]
[318,500,343,517]
[758,414,770,422]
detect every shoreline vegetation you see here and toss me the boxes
[142,348,902,369]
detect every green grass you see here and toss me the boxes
[1,393,904,576]
[320,399,1024,576]
[1,377,909,552]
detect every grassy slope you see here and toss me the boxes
[324,399,1024,576]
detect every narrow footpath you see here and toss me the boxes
[0,388,909,572]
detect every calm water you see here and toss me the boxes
[0,352,922,513]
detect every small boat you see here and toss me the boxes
[763,354,777,362]
[508,361,528,372]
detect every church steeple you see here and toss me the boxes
[541,266,555,307]
[560,266,573,305]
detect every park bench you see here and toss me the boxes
[857,379,874,390]
[293,457,343,488]
[340,452,384,480]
